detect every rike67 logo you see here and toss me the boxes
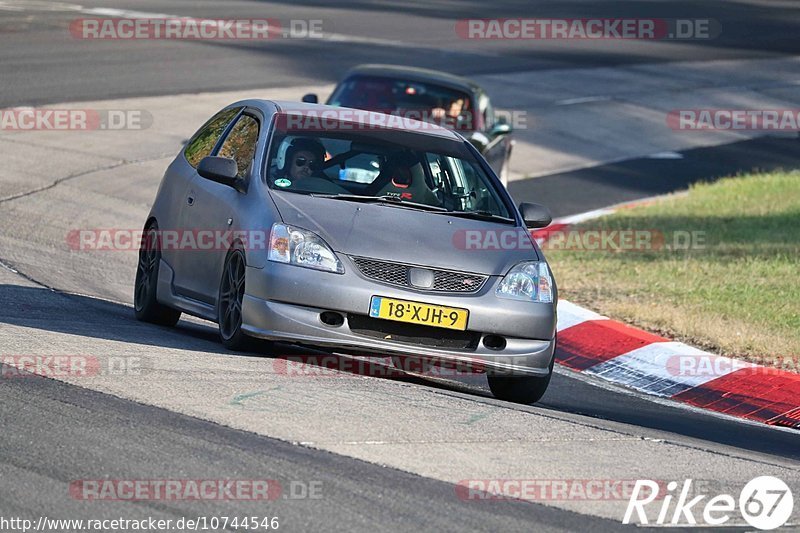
[623,476,794,529]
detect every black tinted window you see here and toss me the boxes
[218,115,259,178]
[184,107,241,168]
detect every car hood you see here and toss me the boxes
[269,191,539,276]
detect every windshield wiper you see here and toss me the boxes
[432,210,516,224]
[310,194,515,222]
[310,194,449,212]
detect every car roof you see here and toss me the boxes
[235,100,464,141]
[341,64,482,95]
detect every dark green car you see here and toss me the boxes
[303,64,514,186]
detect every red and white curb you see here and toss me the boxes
[535,197,800,430]
[554,301,800,429]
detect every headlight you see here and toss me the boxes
[268,224,344,274]
[496,261,553,303]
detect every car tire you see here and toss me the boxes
[217,247,253,351]
[134,223,182,326]
[487,350,554,404]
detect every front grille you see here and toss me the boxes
[351,257,409,287]
[347,314,481,350]
[350,256,487,293]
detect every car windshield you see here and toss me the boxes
[265,127,511,219]
[328,75,476,131]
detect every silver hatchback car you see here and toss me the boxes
[135,100,557,403]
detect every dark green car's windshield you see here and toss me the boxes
[265,128,511,219]
[328,75,475,132]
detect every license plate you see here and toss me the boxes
[368,296,469,331]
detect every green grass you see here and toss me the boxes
[547,171,800,364]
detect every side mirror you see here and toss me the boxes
[197,156,243,192]
[468,131,490,150]
[490,122,512,136]
[490,115,512,136]
[302,93,319,104]
[519,202,552,229]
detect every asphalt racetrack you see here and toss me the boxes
[1,1,799,531]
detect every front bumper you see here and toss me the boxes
[241,259,556,376]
